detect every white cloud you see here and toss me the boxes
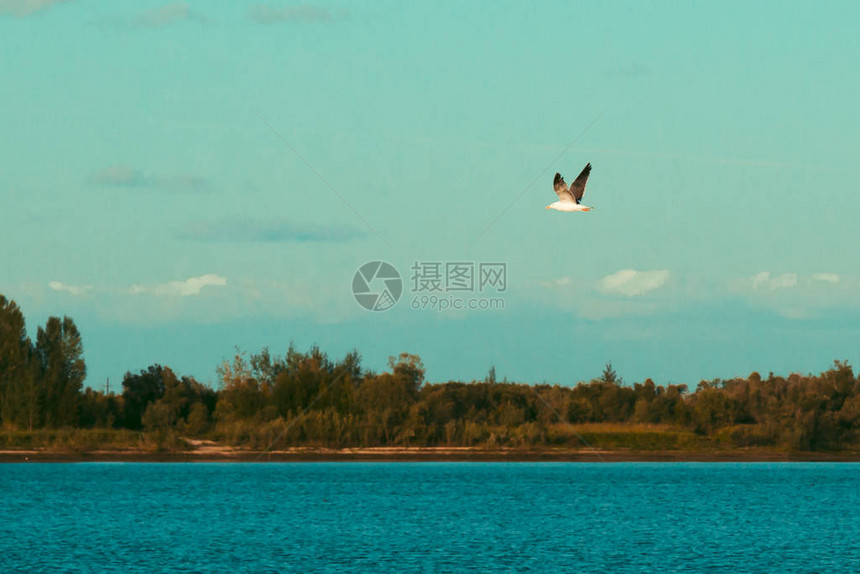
[0,0,65,17]
[750,271,770,290]
[770,273,797,289]
[599,269,670,296]
[735,271,853,320]
[49,281,93,296]
[12,273,365,326]
[130,274,227,297]
[530,275,665,319]
[812,273,839,283]
[751,272,798,291]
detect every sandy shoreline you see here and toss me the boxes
[2,446,859,463]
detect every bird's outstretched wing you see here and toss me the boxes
[569,163,592,203]
[553,173,576,203]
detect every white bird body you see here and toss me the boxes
[546,201,591,212]
[547,163,593,212]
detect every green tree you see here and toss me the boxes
[121,364,168,430]
[214,352,269,423]
[486,365,497,384]
[600,362,621,384]
[185,402,212,435]
[357,372,421,445]
[142,399,179,431]
[388,353,425,398]
[79,387,120,428]
[271,346,331,416]
[0,295,36,429]
[36,316,86,428]
[146,370,216,431]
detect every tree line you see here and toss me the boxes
[0,295,86,430]
[2,294,859,451]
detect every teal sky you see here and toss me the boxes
[2,0,859,389]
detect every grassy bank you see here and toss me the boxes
[3,423,858,462]
[0,428,188,453]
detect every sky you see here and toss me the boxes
[2,0,859,390]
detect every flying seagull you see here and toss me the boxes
[547,163,593,212]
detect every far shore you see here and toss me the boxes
[2,445,860,463]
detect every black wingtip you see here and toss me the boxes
[553,172,562,184]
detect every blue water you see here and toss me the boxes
[1,463,858,572]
